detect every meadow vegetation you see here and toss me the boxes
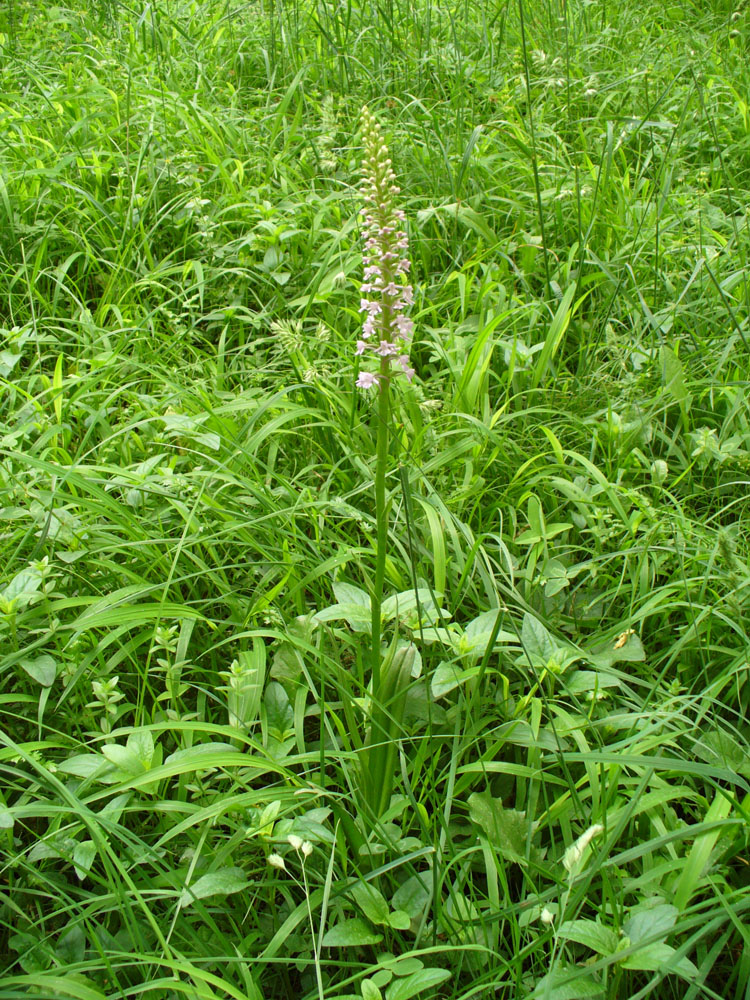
[1,0,750,996]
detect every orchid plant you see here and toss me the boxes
[355,107,418,822]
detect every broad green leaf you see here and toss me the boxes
[350,881,390,925]
[102,744,146,776]
[623,903,677,946]
[381,589,435,624]
[558,919,619,955]
[588,632,646,668]
[333,581,371,607]
[126,728,155,767]
[179,867,249,908]
[392,873,431,919]
[56,926,86,965]
[314,602,372,633]
[694,728,750,776]
[385,968,451,1000]
[431,661,472,698]
[57,753,114,781]
[565,670,622,697]
[620,941,698,979]
[531,966,604,999]
[18,655,57,687]
[0,807,14,829]
[321,918,383,947]
[1,568,42,612]
[520,613,557,668]
[468,792,529,863]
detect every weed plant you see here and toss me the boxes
[1,0,750,997]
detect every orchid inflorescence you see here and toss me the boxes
[356,105,415,389]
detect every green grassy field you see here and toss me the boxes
[1,0,750,997]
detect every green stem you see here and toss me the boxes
[371,359,391,693]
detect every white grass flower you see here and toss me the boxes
[268,853,286,870]
[563,823,604,875]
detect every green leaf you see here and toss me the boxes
[73,841,96,880]
[102,743,146,776]
[558,919,619,955]
[361,980,383,1000]
[18,655,57,687]
[0,808,14,829]
[333,581,371,607]
[387,910,411,930]
[660,344,692,412]
[314,602,372,633]
[385,968,451,1000]
[431,661,472,698]
[264,681,294,737]
[126,728,155,768]
[620,942,698,979]
[520,613,557,668]
[530,966,604,999]
[1,567,42,610]
[468,792,529,863]
[588,632,646,668]
[694,728,750,776]
[350,881,391,925]
[623,903,677,946]
[392,873,431,920]
[179,867,250,908]
[321,918,383,947]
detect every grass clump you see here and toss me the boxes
[1,0,750,998]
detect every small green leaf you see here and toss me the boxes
[0,808,14,829]
[18,654,57,687]
[179,867,249,908]
[361,980,383,1000]
[321,918,383,947]
[73,841,96,880]
[660,344,692,411]
[386,909,411,930]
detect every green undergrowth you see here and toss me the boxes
[1,0,750,997]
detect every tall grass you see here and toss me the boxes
[1,0,750,998]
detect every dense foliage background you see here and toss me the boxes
[1,0,749,997]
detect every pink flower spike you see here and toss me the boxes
[355,340,368,355]
[356,371,379,389]
[397,355,415,381]
[376,340,399,357]
[395,315,414,338]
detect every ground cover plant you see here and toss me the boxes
[1,0,750,996]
